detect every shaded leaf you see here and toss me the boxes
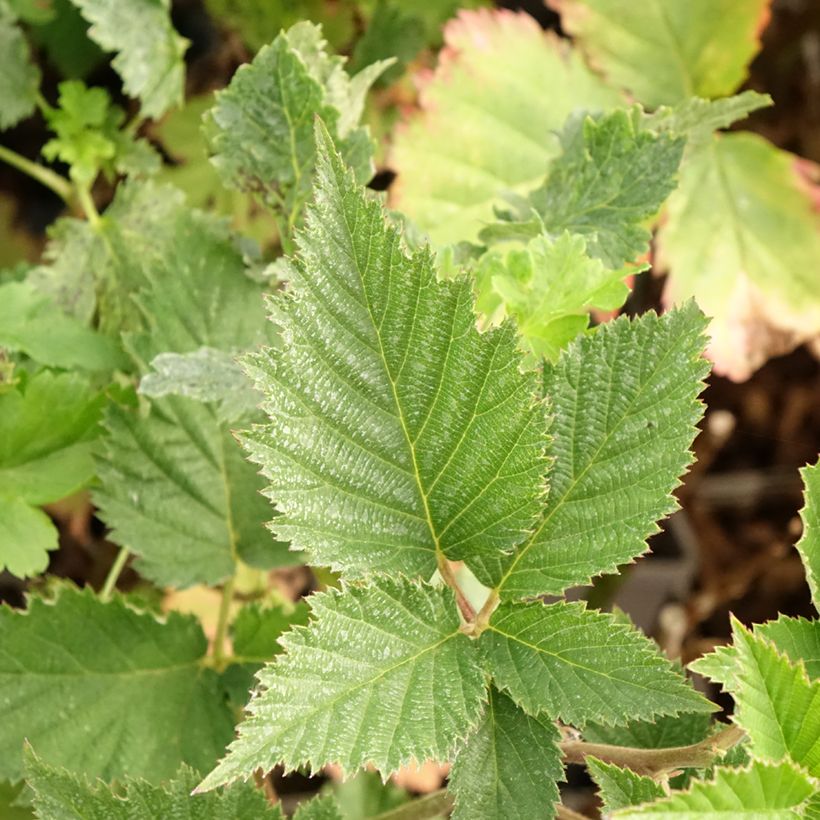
[0,495,56,579]
[798,460,820,610]
[0,10,40,129]
[587,757,665,813]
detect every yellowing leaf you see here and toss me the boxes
[657,133,820,381]
[390,8,621,244]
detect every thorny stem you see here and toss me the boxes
[559,725,746,777]
[100,547,130,602]
[212,575,236,670]
[436,552,475,623]
[0,144,73,203]
[372,789,453,820]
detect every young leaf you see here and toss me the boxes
[449,687,563,820]
[0,586,234,782]
[0,496,56,579]
[0,9,40,129]
[197,578,486,790]
[390,8,622,244]
[551,0,771,107]
[587,757,665,813]
[480,600,712,726]
[475,233,632,362]
[483,108,685,270]
[472,304,708,596]
[612,760,816,818]
[241,126,548,580]
[68,0,188,119]
[797,460,820,610]
[24,754,283,819]
[730,619,820,777]
[657,133,820,381]
[205,22,386,228]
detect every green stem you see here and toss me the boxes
[372,789,453,820]
[100,547,130,602]
[76,184,102,228]
[0,144,73,203]
[213,575,236,670]
[559,725,745,777]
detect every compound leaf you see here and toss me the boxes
[0,586,234,783]
[797,460,820,610]
[68,0,188,118]
[242,126,548,580]
[658,133,820,381]
[198,577,486,790]
[472,304,708,596]
[552,0,771,107]
[613,760,817,818]
[24,754,283,819]
[449,687,562,820]
[390,8,621,244]
[587,758,665,813]
[480,600,712,726]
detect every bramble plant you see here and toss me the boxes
[1,1,820,818]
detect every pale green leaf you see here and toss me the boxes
[0,370,103,504]
[205,22,385,227]
[0,281,127,371]
[242,127,548,580]
[140,348,261,423]
[0,586,234,782]
[613,760,817,818]
[294,794,344,820]
[94,208,295,588]
[587,757,665,813]
[553,0,770,107]
[0,12,40,129]
[475,233,631,362]
[689,645,739,691]
[68,0,188,118]
[449,687,562,820]
[472,304,709,596]
[730,619,820,777]
[390,8,622,245]
[198,578,486,790]
[480,600,712,726]
[658,133,820,381]
[0,496,57,579]
[24,754,283,819]
[327,770,408,819]
[483,108,684,270]
[798,461,820,610]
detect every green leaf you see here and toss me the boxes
[480,600,712,726]
[798,460,820,610]
[390,8,622,245]
[583,712,713,750]
[294,794,344,820]
[24,754,283,819]
[0,495,57,579]
[0,280,127,371]
[0,11,40,129]
[484,108,684,270]
[328,770,408,819]
[449,687,562,820]
[197,578,486,790]
[94,208,295,588]
[612,760,817,818]
[473,304,709,596]
[205,22,386,228]
[242,127,548,580]
[658,133,820,381]
[68,0,188,119]
[729,619,820,777]
[553,0,770,107]
[587,757,665,813]
[0,370,103,505]
[0,586,234,782]
[475,233,631,362]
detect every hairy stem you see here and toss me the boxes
[212,575,236,670]
[100,547,130,602]
[0,144,73,203]
[372,789,453,820]
[436,552,475,622]
[559,725,745,776]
